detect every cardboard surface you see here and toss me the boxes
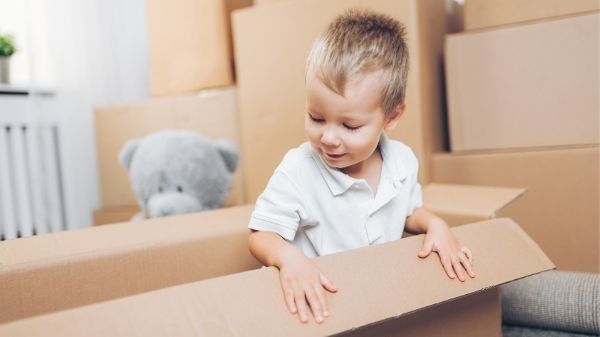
[0,218,553,336]
[342,288,501,337]
[423,183,525,227]
[464,0,599,30]
[432,146,600,273]
[0,183,524,324]
[92,206,140,226]
[95,87,245,208]
[233,0,452,202]
[146,0,253,96]
[0,205,260,324]
[446,13,600,152]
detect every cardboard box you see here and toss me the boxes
[254,0,283,5]
[423,183,525,227]
[95,87,245,208]
[146,0,253,96]
[0,205,260,324]
[92,206,140,226]
[233,0,452,202]
[0,218,554,336]
[431,146,600,273]
[0,183,524,324]
[445,13,600,152]
[464,0,599,30]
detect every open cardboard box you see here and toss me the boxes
[0,183,526,326]
[0,216,553,336]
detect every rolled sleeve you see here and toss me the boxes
[406,151,423,216]
[248,171,306,241]
[407,182,423,216]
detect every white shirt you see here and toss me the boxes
[248,134,422,257]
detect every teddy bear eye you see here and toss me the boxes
[177,186,183,193]
[158,186,163,193]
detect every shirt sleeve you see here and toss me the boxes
[248,170,306,241]
[406,151,423,216]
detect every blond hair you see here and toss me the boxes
[306,9,409,116]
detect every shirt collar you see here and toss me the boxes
[311,132,409,197]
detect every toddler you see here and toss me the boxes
[248,8,475,324]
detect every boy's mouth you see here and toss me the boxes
[324,152,345,160]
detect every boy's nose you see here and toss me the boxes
[321,127,341,147]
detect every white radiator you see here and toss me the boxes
[0,123,65,240]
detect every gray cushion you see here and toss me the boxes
[502,324,597,337]
[501,271,599,335]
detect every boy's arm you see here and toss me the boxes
[405,207,476,281]
[248,230,337,323]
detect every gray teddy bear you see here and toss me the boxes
[118,129,239,220]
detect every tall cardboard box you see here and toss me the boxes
[445,13,599,152]
[0,184,524,323]
[95,87,245,209]
[0,217,554,336]
[431,146,600,273]
[464,0,599,30]
[146,0,253,96]
[233,0,453,202]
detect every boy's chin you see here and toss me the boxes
[323,158,354,171]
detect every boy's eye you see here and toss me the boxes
[309,114,324,123]
[344,123,362,131]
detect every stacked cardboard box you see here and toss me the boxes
[146,0,253,96]
[446,13,598,152]
[94,88,246,224]
[441,3,600,272]
[463,0,599,30]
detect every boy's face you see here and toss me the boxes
[305,69,401,173]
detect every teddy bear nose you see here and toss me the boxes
[160,207,175,216]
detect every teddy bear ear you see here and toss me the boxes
[214,139,239,173]
[118,139,140,170]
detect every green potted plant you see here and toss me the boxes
[0,34,16,84]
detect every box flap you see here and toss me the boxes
[423,183,526,218]
[0,205,259,324]
[0,205,254,266]
[0,218,554,336]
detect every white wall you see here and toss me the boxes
[0,0,150,229]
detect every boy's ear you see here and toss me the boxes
[384,102,405,131]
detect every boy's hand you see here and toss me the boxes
[278,250,337,323]
[417,221,476,282]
